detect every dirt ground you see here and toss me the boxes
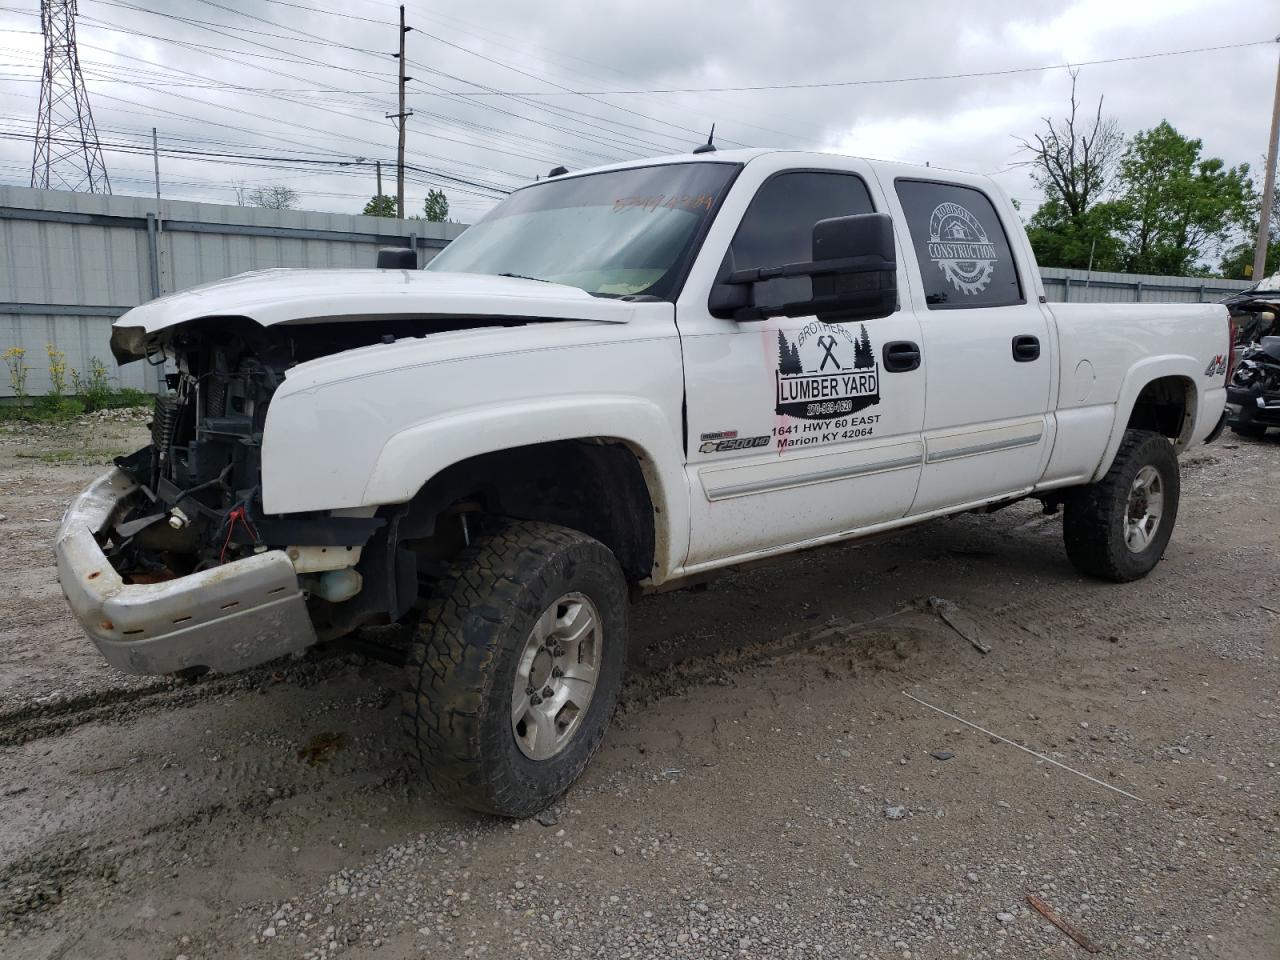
[0,415,1276,960]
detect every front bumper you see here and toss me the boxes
[1226,385,1280,429]
[54,469,318,676]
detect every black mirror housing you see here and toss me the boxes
[809,213,897,321]
[710,212,897,323]
[377,247,418,269]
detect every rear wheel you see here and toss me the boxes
[1063,429,1180,582]
[401,520,628,817]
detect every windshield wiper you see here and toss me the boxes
[497,272,550,283]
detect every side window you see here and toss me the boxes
[895,179,1023,309]
[727,171,875,308]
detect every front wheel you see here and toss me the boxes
[401,520,628,817]
[1062,429,1180,582]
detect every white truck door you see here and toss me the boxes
[886,177,1053,513]
[676,164,926,570]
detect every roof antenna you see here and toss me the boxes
[692,123,717,154]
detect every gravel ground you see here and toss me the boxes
[0,415,1276,960]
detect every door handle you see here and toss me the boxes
[882,341,921,373]
[1012,335,1040,362]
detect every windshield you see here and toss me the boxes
[426,162,739,299]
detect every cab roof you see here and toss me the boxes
[528,148,994,191]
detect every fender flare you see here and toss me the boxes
[361,394,688,581]
[1091,356,1200,483]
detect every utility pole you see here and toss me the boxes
[1252,35,1280,283]
[376,159,383,197]
[151,126,160,204]
[385,5,413,218]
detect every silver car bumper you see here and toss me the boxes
[54,469,318,676]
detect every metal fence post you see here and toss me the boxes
[1135,281,1144,303]
[145,213,161,299]
[409,230,419,269]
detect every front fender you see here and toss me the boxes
[1091,356,1201,483]
[361,394,688,578]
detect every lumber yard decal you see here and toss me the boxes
[775,321,880,421]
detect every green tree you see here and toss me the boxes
[1112,121,1254,276]
[1025,197,1127,271]
[1016,70,1124,269]
[362,194,396,217]
[422,188,450,222]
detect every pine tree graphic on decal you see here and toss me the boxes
[777,331,802,374]
[854,325,875,368]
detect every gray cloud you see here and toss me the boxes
[0,0,1274,221]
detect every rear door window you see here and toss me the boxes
[895,179,1023,309]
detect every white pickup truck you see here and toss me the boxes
[56,149,1230,815]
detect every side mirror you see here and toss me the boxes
[709,212,897,322]
[377,247,417,269]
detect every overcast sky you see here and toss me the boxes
[0,0,1276,222]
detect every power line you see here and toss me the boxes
[60,31,550,180]
[0,126,511,198]
[71,12,637,164]
[243,0,805,143]
[174,0,705,158]
[160,1,666,157]
[441,39,1275,95]
[3,63,615,172]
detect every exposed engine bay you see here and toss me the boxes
[106,316,520,586]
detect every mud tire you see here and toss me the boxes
[401,520,628,817]
[1063,429,1180,582]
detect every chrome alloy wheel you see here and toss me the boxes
[511,592,602,761]
[1124,465,1165,553]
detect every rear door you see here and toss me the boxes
[676,158,926,570]
[886,177,1054,513]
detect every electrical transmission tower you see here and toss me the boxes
[30,0,110,193]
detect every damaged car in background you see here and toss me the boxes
[1223,276,1280,439]
[56,149,1230,817]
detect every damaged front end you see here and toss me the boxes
[57,317,402,676]
[1226,336,1280,435]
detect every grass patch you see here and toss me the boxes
[0,390,150,423]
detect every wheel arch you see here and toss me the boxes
[362,396,688,584]
[1092,360,1200,483]
[396,439,660,583]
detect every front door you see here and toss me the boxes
[676,163,927,571]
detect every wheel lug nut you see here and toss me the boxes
[542,686,553,698]
[551,667,563,678]
[530,694,542,705]
[526,686,536,696]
